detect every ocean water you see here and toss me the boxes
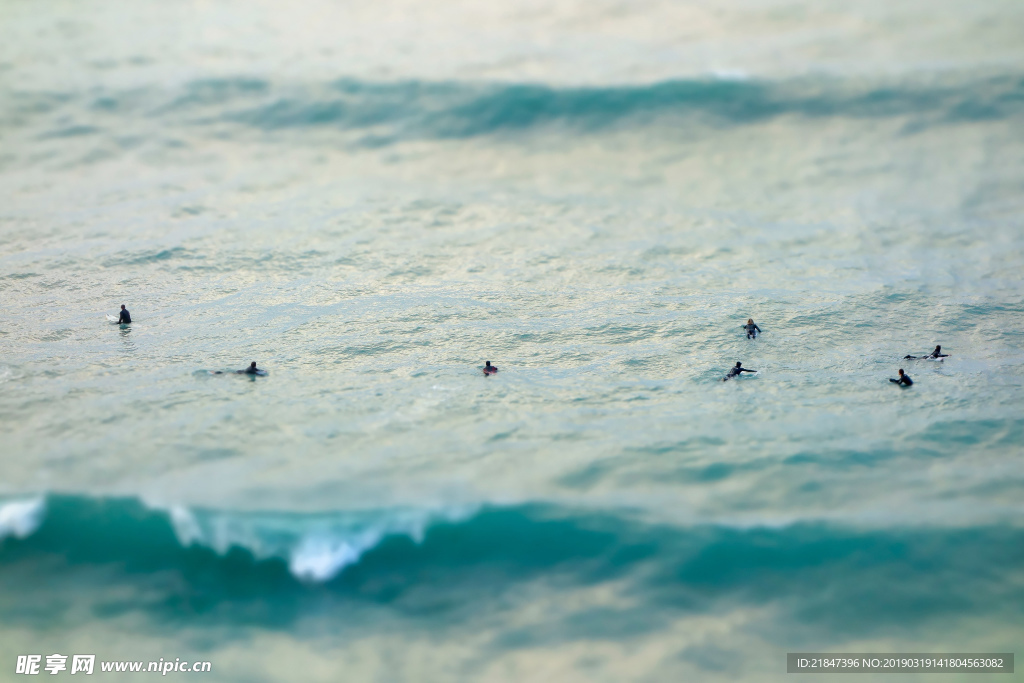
[2,0,1024,680]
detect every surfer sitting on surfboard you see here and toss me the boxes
[743,319,761,339]
[890,369,913,386]
[904,345,949,360]
[723,362,756,381]
[483,361,498,376]
[118,305,131,324]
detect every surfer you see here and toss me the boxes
[237,362,264,375]
[742,318,761,339]
[483,361,498,376]
[722,362,756,381]
[904,345,949,360]
[210,362,266,376]
[118,304,131,324]
[889,369,913,386]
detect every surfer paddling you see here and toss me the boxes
[889,369,913,386]
[742,318,761,339]
[722,362,756,381]
[904,345,949,360]
[239,362,264,375]
[211,362,266,376]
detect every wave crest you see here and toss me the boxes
[6,74,1024,148]
[157,500,473,582]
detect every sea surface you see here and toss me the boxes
[2,0,1023,680]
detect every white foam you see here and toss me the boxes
[289,531,383,582]
[0,497,46,541]
[168,505,203,546]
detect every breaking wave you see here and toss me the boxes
[0,495,473,583]
[1,495,1023,638]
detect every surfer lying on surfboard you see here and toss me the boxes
[904,345,949,360]
[211,362,268,376]
[722,362,756,381]
[889,369,913,386]
[743,319,761,339]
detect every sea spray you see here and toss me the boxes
[0,498,46,541]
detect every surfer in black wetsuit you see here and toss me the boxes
[211,362,265,376]
[743,318,760,339]
[483,361,498,376]
[238,362,262,375]
[890,369,913,386]
[118,304,131,324]
[904,345,949,360]
[723,362,756,381]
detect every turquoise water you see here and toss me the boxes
[2,0,1024,680]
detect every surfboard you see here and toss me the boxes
[106,315,119,323]
[722,371,757,381]
[208,369,268,376]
